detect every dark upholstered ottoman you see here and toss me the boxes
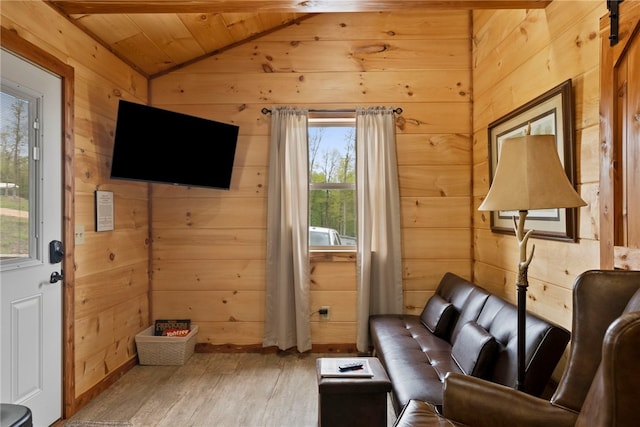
[316,357,391,427]
[0,404,33,427]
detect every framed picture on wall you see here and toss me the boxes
[487,79,578,242]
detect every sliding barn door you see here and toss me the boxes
[599,2,640,269]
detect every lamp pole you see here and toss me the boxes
[514,210,534,391]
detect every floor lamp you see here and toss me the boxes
[478,131,586,391]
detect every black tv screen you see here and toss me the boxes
[110,100,239,190]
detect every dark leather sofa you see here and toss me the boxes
[369,272,571,414]
[393,269,640,427]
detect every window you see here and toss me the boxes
[308,117,356,249]
[0,83,39,265]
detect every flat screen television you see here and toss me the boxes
[110,100,239,190]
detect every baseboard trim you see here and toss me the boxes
[70,356,138,416]
[195,343,360,354]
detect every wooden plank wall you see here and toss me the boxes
[472,1,605,376]
[1,0,150,401]
[1,0,609,408]
[150,11,474,347]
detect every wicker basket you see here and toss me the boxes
[135,325,198,366]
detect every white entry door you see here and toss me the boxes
[1,48,63,427]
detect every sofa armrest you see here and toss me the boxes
[442,373,578,427]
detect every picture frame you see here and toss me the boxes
[95,190,114,232]
[487,79,578,242]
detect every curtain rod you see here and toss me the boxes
[260,107,403,115]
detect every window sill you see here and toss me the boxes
[310,250,356,262]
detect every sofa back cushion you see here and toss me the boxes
[451,321,499,379]
[420,294,457,338]
[435,273,491,343]
[477,295,570,396]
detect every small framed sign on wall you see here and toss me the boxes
[95,190,114,232]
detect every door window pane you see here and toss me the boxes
[1,86,37,262]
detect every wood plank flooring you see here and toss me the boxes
[62,353,397,427]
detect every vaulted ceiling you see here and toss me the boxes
[47,0,551,77]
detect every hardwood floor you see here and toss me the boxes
[63,352,397,427]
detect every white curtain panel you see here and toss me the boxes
[355,106,404,352]
[263,106,312,352]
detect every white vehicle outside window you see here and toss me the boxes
[309,226,343,246]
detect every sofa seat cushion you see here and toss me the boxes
[386,359,454,410]
[370,315,464,411]
[394,400,464,427]
[451,321,499,379]
[370,315,451,361]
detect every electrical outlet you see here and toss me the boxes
[319,306,330,320]
[75,224,85,245]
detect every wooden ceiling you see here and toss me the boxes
[47,0,552,77]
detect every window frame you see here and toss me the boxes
[308,115,357,252]
[0,80,42,269]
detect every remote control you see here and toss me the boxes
[339,361,364,371]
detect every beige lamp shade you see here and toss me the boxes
[478,134,586,212]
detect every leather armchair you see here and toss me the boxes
[394,269,640,427]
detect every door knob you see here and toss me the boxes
[50,271,63,283]
[49,240,64,263]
